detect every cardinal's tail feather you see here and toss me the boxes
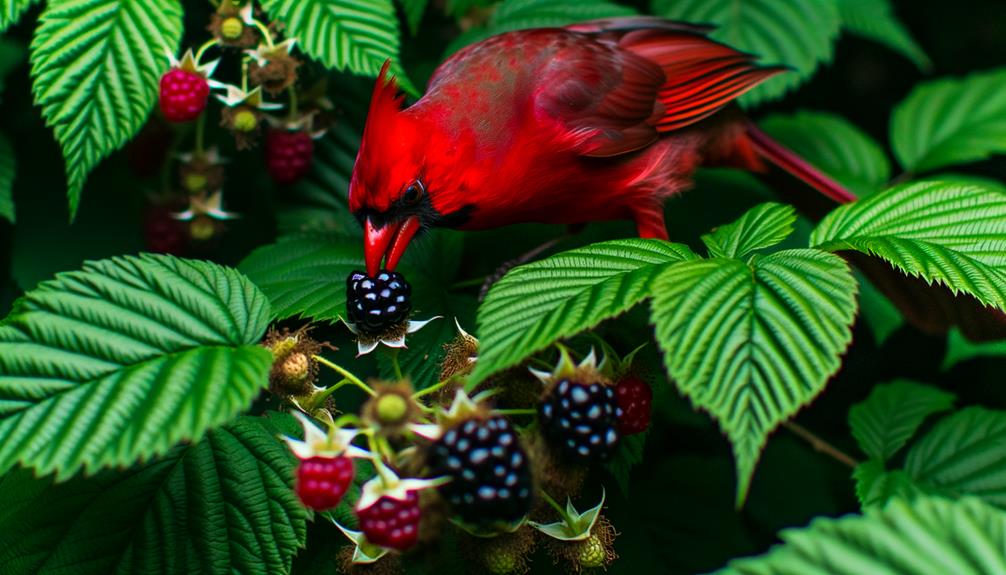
[744,121,858,205]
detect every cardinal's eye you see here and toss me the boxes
[402,180,424,204]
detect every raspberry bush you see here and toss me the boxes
[3,1,1006,575]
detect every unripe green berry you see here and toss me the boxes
[578,535,606,569]
[232,109,258,132]
[190,217,215,241]
[485,546,518,574]
[375,393,408,424]
[183,173,208,192]
[221,17,244,40]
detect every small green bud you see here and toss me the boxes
[221,17,244,40]
[577,535,606,569]
[375,393,408,424]
[232,109,258,132]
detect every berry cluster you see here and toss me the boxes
[539,379,622,462]
[276,329,638,572]
[427,415,534,528]
[346,270,413,336]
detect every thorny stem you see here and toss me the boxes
[539,490,575,528]
[783,421,859,469]
[194,38,219,65]
[313,355,376,396]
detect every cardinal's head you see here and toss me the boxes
[349,61,474,276]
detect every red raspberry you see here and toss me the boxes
[614,376,652,435]
[356,490,421,551]
[266,129,314,184]
[296,455,354,510]
[159,68,210,123]
[143,205,187,255]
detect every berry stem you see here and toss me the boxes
[496,408,536,416]
[783,421,859,469]
[313,355,376,396]
[331,413,365,429]
[412,377,453,400]
[286,85,299,119]
[194,112,206,156]
[194,38,219,65]
[386,348,404,380]
[241,55,250,92]
[539,490,575,529]
[250,18,275,49]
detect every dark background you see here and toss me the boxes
[1,1,1004,573]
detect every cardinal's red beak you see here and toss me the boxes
[364,216,421,276]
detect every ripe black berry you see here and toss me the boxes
[427,416,533,528]
[539,380,621,462]
[346,270,412,336]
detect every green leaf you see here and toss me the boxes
[853,459,926,509]
[0,254,273,479]
[857,272,903,345]
[943,328,1006,369]
[606,431,646,498]
[259,0,417,95]
[0,131,13,223]
[445,0,636,55]
[399,0,429,36]
[719,495,1006,574]
[0,0,38,31]
[29,0,183,219]
[760,111,892,196]
[848,380,955,463]
[811,181,1006,312]
[651,0,841,106]
[468,239,697,386]
[837,0,930,70]
[891,68,1006,173]
[0,416,307,574]
[239,234,363,324]
[651,250,857,505]
[701,203,796,259]
[905,407,1006,510]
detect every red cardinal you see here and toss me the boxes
[349,17,855,276]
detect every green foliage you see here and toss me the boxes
[0,131,13,223]
[606,431,647,497]
[469,239,697,386]
[651,0,841,106]
[400,0,430,35]
[0,254,273,479]
[719,495,1006,574]
[446,0,636,54]
[0,416,308,575]
[811,181,1006,312]
[943,328,1006,369]
[0,0,38,32]
[904,407,1006,509]
[837,0,930,70]
[259,0,416,95]
[848,380,955,462]
[891,68,1006,173]
[652,249,857,504]
[239,234,362,323]
[29,0,183,219]
[760,111,892,196]
[856,273,904,345]
[0,37,24,99]
[701,203,796,259]
[853,460,924,509]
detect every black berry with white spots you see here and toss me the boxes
[427,415,534,528]
[346,270,412,336]
[539,379,621,462]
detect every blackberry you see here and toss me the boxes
[346,270,412,336]
[539,380,621,462]
[427,416,533,528]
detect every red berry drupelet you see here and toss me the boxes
[266,129,315,184]
[296,455,355,510]
[357,490,422,551]
[614,376,652,435]
[159,68,210,123]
